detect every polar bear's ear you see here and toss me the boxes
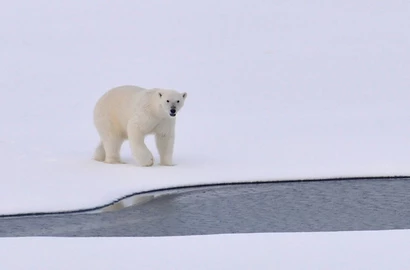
[158,92,162,98]
[182,92,187,99]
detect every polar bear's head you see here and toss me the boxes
[156,89,187,118]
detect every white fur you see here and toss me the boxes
[93,85,187,166]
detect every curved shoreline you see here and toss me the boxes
[1,175,408,218]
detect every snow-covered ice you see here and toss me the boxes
[1,230,410,270]
[0,1,409,215]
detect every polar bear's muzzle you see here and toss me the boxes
[170,108,177,117]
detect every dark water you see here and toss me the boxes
[1,178,410,237]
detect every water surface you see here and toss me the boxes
[1,178,409,237]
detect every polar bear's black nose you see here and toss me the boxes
[170,109,176,114]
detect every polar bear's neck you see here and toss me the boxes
[148,90,166,119]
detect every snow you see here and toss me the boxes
[1,0,410,214]
[1,2,410,269]
[1,230,410,270]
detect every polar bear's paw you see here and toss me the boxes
[160,161,175,166]
[94,142,106,162]
[104,158,125,164]
[139,152,154,167]
[94,155,105,162]
[140,158,154,167]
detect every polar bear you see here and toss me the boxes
[93,85,187,166]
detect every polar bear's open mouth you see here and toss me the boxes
[170,113,176,117]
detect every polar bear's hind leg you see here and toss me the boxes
[94,116,125,164]
[94,141,106,162]
[102,136,125,164]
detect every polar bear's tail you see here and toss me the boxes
[94,142,106,162]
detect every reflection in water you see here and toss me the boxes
[100,194,156,212]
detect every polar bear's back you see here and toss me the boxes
[93,85,151,136]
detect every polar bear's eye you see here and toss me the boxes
[177,100,180,103]
[166,100,169,103]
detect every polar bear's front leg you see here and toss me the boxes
[127,124,154,167]
[155,132,175,166]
